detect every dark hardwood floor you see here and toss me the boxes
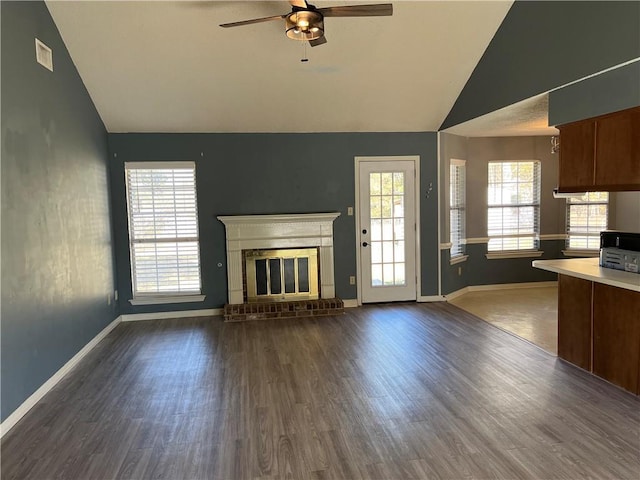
[2,303,639,479]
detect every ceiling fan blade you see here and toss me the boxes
[220,14,285,28]
[309,35,327,47]
[319,3,393,17]
[289,0,309,8]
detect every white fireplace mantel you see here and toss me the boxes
[217,213,341,304]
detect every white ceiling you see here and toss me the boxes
[46,0,517,134]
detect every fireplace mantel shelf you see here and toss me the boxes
[217,212,340,225]
[218,212,341,305]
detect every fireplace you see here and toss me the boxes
[217,213,340,305]
[244,247,319,302]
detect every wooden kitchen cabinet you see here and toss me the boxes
[557,275,593,371]
[558,121,595,191]
[592,283,640,394]
[557,106,640,192]
[594,107,640,188]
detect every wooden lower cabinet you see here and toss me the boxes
[592,283,640,394]
[558,275,593,370]
[557,275,640,394]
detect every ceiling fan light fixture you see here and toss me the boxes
[285,11,324,41]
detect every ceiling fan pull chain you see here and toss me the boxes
[301,41,308,62]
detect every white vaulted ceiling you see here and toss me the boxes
[46,0,515,133]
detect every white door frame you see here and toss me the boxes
[354,155,421,305]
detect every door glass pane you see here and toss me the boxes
[298,258,309,292]
[383,264,394,285]
[371,219,382,241]
[371,242,382,263]
[393,173,404,194]
[256,259,268,295]
[372,264,383,286]
[382,241,394,263]
[394,241,405,263]
[269,258,281,294]
[368,170,407,288]
[370,173,381,195]
[381,173,393,195]
[394,219,404,240]
[381,196,392,217]
[370,197,381,218]
[393,196,404,217]
[284,258,295,293]
[382,219,394,240]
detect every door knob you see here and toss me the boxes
[362,242,368,247]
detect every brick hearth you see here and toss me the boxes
[224,298,344,322]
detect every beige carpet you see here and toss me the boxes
[449,285,558,354]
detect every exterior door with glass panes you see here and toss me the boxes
[358,159,416,303]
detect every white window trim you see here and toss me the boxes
[450,158,466,259]
[565,192,608,252]
[486,250,544,260]
[562,249,600,258]
[487,160,541,253]
[129,295,206,306]
[450,254,469,265]
[125,161,203,300]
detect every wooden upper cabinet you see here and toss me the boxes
[595,107,640,189]
[557,106,640,192]
[558,121,595,191]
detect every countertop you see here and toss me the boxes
[533,257,640,292]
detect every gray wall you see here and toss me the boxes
[441,1,640,129]
[466,136,564,238]
[440,136,563,294]
[108,132,439,313]
[549,61,640,126]
[439,132,468,240]
[1,2,117,421]
[439,133,470,293]
[610,192,640,233]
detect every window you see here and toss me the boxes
[487,160,540,252]
[566,192,608,250]
[125,162,202,299]
[450,159,466,257]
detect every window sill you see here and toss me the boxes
[485,250,544,260]
[450,255,469,265]
[129,294,206,306]
[562,249,600,258]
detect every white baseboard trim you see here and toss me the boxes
[121,308,224,322]
[445,281,558,301]
[0,315,122,439]
[418,295,446,302]
[444,287,470,301]
[342,299,359,308]
[468,281,557,291]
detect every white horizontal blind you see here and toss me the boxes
[566,192,608,250]
[125,162,201,296]
[487,161,540,252]
[450,160,466,257]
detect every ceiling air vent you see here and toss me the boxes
[35,38,53,72]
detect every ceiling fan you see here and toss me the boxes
[220,1,393,47]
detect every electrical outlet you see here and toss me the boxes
[458,266,462,276]
[349,275,356,285]
[347,206,354,216]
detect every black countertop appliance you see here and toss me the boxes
[599,231,640,274]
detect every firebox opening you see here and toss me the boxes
[244,247,319,302]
